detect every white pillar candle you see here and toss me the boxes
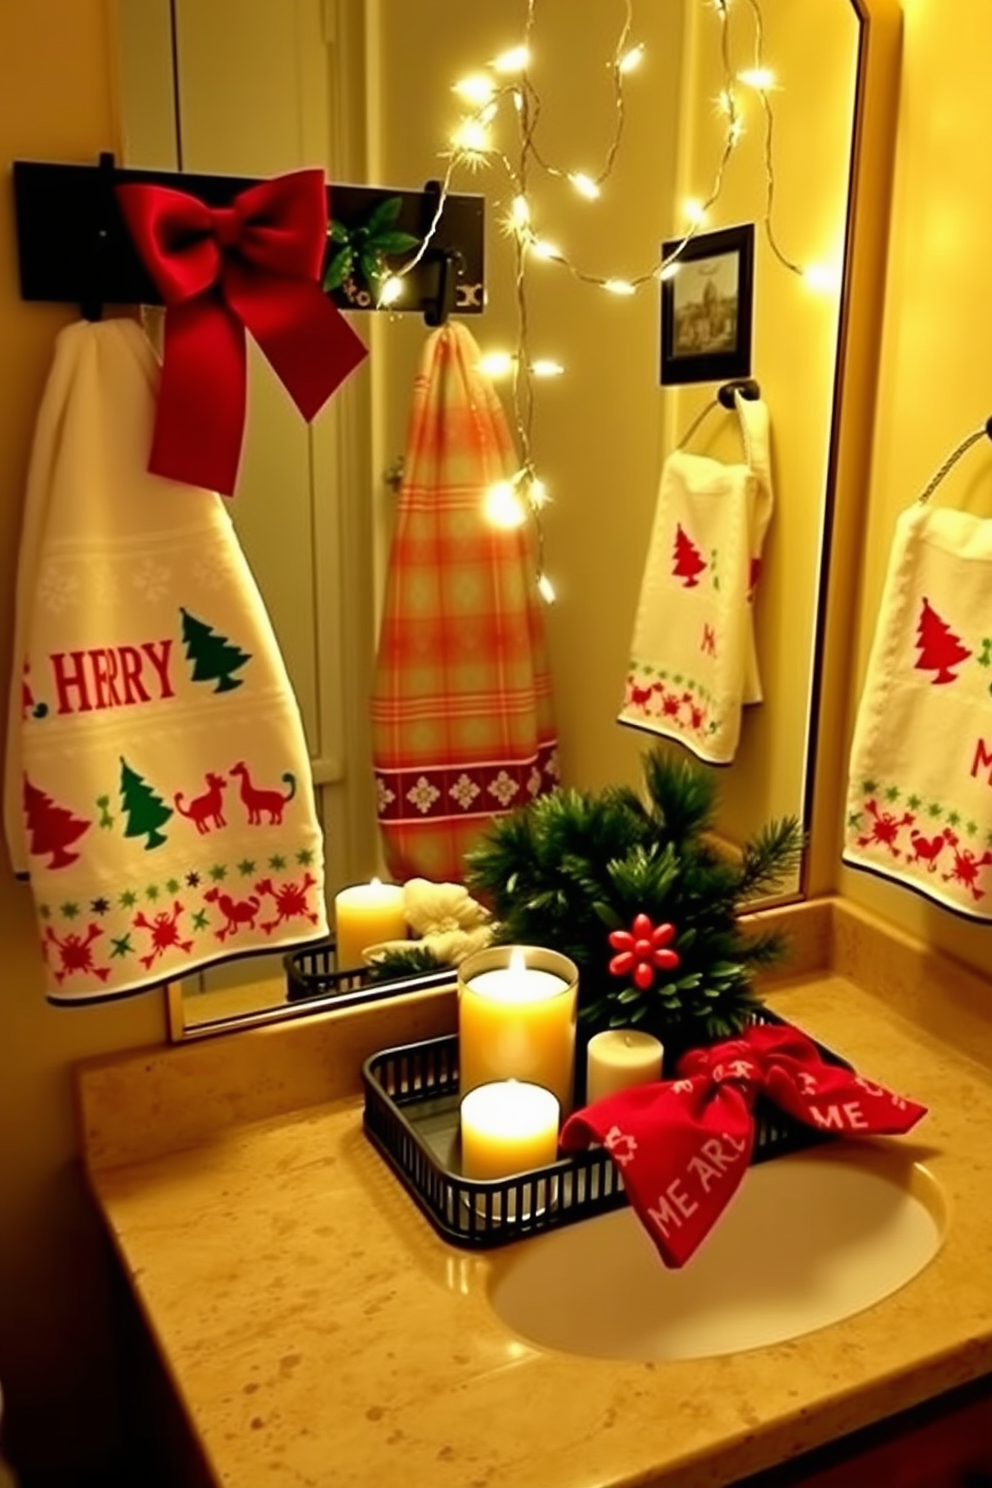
[333,878,406,970]
[460,1080,561,1180]
[585,1029,664,1104]
[458,945,578,1115]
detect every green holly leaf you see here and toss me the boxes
[369,228,420,255]
[366,195,403,234]
[359,246,386,290]
[323,245,354,291]
[617,985,643,1004]
[327,218,350,244]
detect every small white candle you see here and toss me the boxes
[458,946,578,1114]
[334,878,406,970]
[460,1080,561,1180]
[586,1029,664,1104]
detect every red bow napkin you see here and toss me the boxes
[559,1021,927,1267]
[117,169,368,495]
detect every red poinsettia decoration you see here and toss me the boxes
[608,912,681,990]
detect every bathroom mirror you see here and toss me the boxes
[112,0,900,1038]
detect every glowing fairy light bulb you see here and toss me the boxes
[603,278,636,296]
[716,88,734,116]
[531,358,564,378]
[683,197,708,226]
[537,573,557,604]
[453,74,496,105]
[484,480,528,529]
[478,351,515,378]
[803,261,841,292]
[617,43,645,74]
[728,117,745,145]
[377,275,403,307]
[530,238,562,261]
[493,45,530,74]
[569,171,601,200]
[528,476,550,509]
[510,194,531,230]
[738,66,776,90]
[451,117,492,157]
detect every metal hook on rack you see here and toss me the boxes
[80,150,116,323]
[419,178,463,327]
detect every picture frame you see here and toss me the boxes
[659,222,755,386]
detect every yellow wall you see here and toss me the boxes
[838,0,992,977]
[0,1,167,1479]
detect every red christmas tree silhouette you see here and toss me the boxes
[914,596,971,684]
[672,523,707,588]
[23,776,91,869]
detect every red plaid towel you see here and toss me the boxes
[371,322,559,882]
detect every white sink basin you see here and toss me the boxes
[488,1146,944,1361]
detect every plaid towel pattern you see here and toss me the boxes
[371,321,559,882]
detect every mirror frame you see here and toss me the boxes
[165,0,903,1041]
[803,0,902,898]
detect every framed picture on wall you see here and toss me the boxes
[659,223,755,386]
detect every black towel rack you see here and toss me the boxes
[12,155,485,328]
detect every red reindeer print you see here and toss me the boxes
[203,886,260,941]
[701,623,717,658]
[174,772,227,835]
[661,690,681,718]
[628,680,654,710]
[230,762,297,825]
[908,827,955,873]
[44,923,111,984]
[255,873,320,933]
[856,799,915,857]
[689,702,706,731]
[942,843,992,902]
[133,902,194,968]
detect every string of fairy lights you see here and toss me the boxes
[379,0,838,603]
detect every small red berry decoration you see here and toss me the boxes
[608,913,681,990]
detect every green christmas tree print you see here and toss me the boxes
[119,756,173,850]
[180,607,251,693]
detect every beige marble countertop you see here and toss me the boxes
[78,899,992,1488]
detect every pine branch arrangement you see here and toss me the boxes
[464,748,803,1051]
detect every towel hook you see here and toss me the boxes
[677,378,761,449]
[80,150,116,323]
[918,417,992,504]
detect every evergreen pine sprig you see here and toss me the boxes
[464,748,803,1051]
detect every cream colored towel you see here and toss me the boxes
[844,501,992,917]
[618,393,773,763]
[4,319,328,1002]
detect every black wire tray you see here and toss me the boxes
[361,1010,849,1250]
[283,939,454,1008]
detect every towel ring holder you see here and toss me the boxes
[676,378,761,450]
[917,417,992,505]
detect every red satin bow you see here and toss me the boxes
[117,170,368,495]
[560,1020,927,1268]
